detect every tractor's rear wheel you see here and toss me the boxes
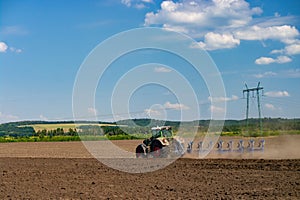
[151,141,166,158]
[136,144,146,158]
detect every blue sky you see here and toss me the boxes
[0,0,300,123]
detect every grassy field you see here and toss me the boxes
[20,123,120,132]
[0,134,142,143]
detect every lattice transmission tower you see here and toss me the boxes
[243,82,264,135]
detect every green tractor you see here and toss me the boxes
[135,126,185,158]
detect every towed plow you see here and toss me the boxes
[135,126,265,158]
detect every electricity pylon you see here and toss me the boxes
[243,82,264,135]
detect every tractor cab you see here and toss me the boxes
[151,126,172,138]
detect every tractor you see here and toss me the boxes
[135,126,185,158]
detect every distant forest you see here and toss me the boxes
[0,118,299,139]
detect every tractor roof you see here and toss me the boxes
[151,126,172,130]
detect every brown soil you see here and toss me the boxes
[0,135,300,199]
[1,158,299,199]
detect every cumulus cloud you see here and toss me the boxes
[39,114,48,121]
[121,0,153,9]
[164,101,189,110]
[88,107,98,115]
[154,66,172,73]
[255,57,275,65]
[285,42,300,55]
[264,103,276,110]
[265,91,290,97]
[0,42,8,52]
[254,69,300,78]
[283,69,300,78]
[208,95,239,102]
[271,40,300,56]
[255,55,292,65]
[234,25,299,42]
[0,41,22,53]
[193,32,240,50]
[254,71,277,78]
[121,0,132,7]
[0,112,19,123]
[145,0,262,30]
[209,105,225,113]
[276,55,292,63]
[144,0,300,56]
[144,108,162,116]
[9,47,22,53]
[236,25,299,59]
[144,101,189,117]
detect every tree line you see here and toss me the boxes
[0,118,299,138]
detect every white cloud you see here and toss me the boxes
[254,71,277,78]
[154,66,172,73]
[9,47,22,53]
[144,108,162,116]
[265,91,290,97]
[284,42,300,55]
[145,0,262,30]
[255,57,275,65]
[88,107,98,115]
[208,95,239,102]
[0,41,22,54]
[264,103,275,110]
[264,103,282,111]
[0,26,28,35]
[276,55,292,63]
[144,0,300,54]
[121,0,131,7]
[164,101,189,110]
[0,42,8,53]
[163,24,189,34]
[255,55,291,65]
[121,0,153,8]
[209,105,225,113]
[135,3,146,9]
[270,49,284,54]
[0,112,19,123]
[283,69,300,78]
[143,101,189,117]
[39,114,48,121]
[142,0,153,3]
[271,40,300,56]
[254,69,300,78]
[274,12,280,17]
[194,32,240,50]
[234,25,299,42]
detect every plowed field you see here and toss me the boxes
[1,135,299,199]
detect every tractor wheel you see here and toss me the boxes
[136,144,147,158]
[151,141,165,158]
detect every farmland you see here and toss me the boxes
[0,136,299,199]
[0,119,299,198]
